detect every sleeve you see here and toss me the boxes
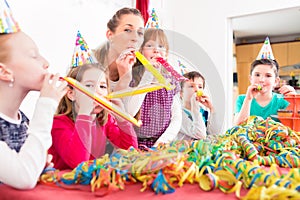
[154,94,182,145]
[0,97,57,189]
[121,70,154,116]
[51,115,93,169]
[179,100,207,140]
[235,95,245,113]
[105,114,138,149]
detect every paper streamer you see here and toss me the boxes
[62,77,142,127]
[135,52,173,90]
[106,83,166,99]
[156,57,188,81]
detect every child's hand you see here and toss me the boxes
[45,154,54,169]
[40,73,67,102]
[278,85,296,96]
[245,84,261,100]
[116,48,136,78]
[110,98,126,122]
[198,94,214,113]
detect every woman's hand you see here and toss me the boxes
[116,48,136,78]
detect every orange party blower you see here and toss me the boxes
[61,77,142,127]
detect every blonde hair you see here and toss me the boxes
[56,63,108,125]
[0,33,14,63]
[132,28,170,86]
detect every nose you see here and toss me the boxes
[42,56,49,69]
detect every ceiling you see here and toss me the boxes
[232,6,300,44]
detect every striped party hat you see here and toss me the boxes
[0,0,21,33]
[145,8,159,29]
[256,37,275,60]
[71,30,95,67]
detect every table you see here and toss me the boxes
[0,182,248,200]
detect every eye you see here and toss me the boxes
[158,45,165,49]
[198,86,203,89]
[138,31,144,36]
[85,84,95,88]
[99,85,107,89]
[124,29,132,33]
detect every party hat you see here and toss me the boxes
[145,8,159,29]
[0,0,21,33]
[256,37,275,60]
[71,30,95,67]
[178,60,189,75]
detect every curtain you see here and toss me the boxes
[136,0,149,26]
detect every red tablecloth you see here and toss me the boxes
[0,182,248,200]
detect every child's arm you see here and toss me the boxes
[154,94,182,146]
[0,74,66,189]
[234,83,264,125]
[51,115,94,169]
[0,98,57,189]
[105,114,138,150]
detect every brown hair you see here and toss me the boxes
[250,59,279,77]
[132,28,170,86]
[107,7,143,33]
[181,71,206,89]
[56,63,108,125]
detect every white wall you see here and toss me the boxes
[158,0,300,133]
[8,0,300,133]
[8,0,132,118]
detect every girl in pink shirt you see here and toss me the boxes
[49,63,138,170]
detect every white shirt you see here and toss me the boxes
[0,97,57,189]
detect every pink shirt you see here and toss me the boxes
[49,114,137,170]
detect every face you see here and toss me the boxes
[4,32,49,91]
[249,64,279,93]
[141,39,167,68]
[107,14,144,55]
[182,77,204,102]
[74,68,108,114]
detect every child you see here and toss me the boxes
[130,28,182,148]
[0,1,67,189]
[234,59,296,125]
[175,71,215,141]
[48,63,138,170]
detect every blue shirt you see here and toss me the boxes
[235,93,289,121]
[0,111,29,152]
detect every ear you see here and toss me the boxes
[106,29,113,40]
[275,77,280,88]
[0,63,14,81]
[66,87,75,101]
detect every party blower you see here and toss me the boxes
[134,51,174,90]
[60,77,142,127]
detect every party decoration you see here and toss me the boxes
[256,84,262,91]
[256,37,275,60]
[71,30,95,67]
[196,90,203,97]
[135,51,173,90]
[145,8,159,29]
[0,0,20,33]
[61,77,142,127]
[106,83,165,99]
[178,60,189,75]
[156,57,188,81]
